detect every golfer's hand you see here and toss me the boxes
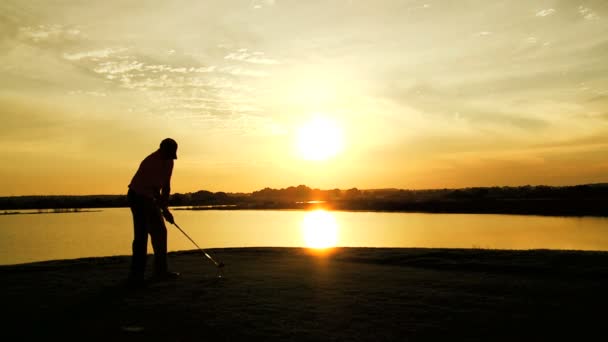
[162,208,175,224]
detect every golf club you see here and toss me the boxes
[172,222,225,268]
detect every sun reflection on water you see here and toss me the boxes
[301,210,339,249]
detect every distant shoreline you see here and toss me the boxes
[1,209,103,216]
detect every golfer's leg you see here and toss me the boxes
[129,191,148,279]
[148,206,168,275]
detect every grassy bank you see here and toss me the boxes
[3,247,608,341]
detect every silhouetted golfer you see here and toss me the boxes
[127,138,179,286]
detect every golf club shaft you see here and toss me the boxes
[172,223,220,267]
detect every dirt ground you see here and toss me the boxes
[3,247,608,341]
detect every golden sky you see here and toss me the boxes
[1,0,607,195]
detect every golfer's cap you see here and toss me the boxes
[160,138,178,159]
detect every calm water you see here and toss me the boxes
[0,208,607,265]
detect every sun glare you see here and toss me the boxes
[296,116,344,161]
[301,210,339,249]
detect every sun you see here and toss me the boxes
[301,210,339,249]
[296,116,344,161]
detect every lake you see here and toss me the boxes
[1,208,607,265]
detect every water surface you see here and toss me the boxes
[1,208,607,265]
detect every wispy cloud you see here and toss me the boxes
[58,45,269,131]
[535,9,555,17]
[578,6,598,20]
[68,90,107,97]
[93,60,143,75]
[224,49,279,65]
[144,65,216,73]
[220,66,269,77]
[251,0,276,10]
[63,47,126,61]
[18,25,81,43]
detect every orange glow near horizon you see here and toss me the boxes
[301,210,339,249]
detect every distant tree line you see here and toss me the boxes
[0,195,128,210]
[1,183,607,216]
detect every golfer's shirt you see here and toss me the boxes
[129,150,174,201]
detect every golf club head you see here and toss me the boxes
[217,261,225,268]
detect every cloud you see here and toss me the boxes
[220,66,269,77]
[65,48,267,130]
[535,9,555,17]
[578,6,598,20]
[251,0,276,10]
[377,80,562,134]
[68,90,107,97]
[93,60,143,75]
[18,24,81,43]
[63,47,126,61]
[143,65,216,73]
[525,36,538,44]
[224,49,279,65]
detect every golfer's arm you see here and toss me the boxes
[160,182,171,209]
[160,163,173,209]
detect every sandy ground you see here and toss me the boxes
[3,247,608,341]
